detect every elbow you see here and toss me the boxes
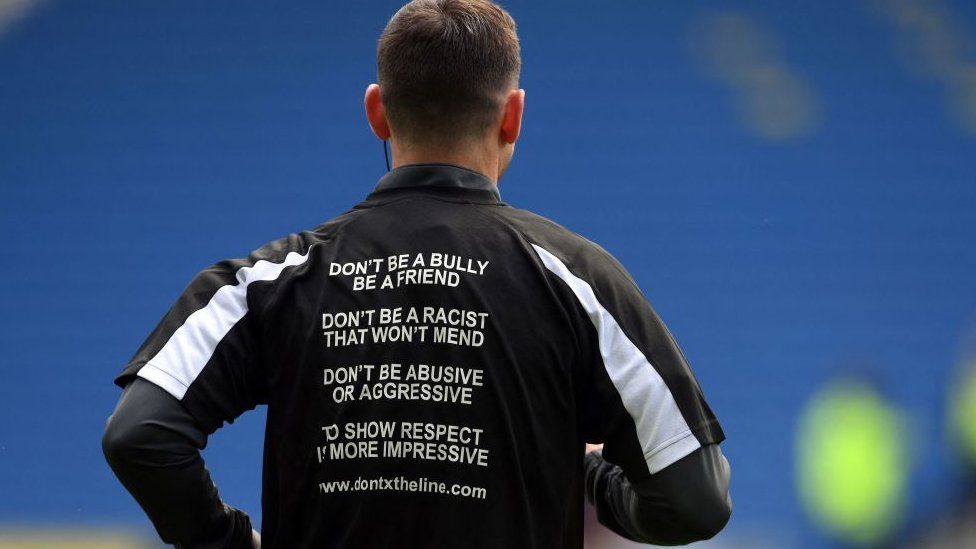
[102,413,128,470]
[102,411,144,472]
[678,446,733,542]
[686,493,732,541]
[632,483,732,545]
[643,493,730,545]
[626,445,733,545]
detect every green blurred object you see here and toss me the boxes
[950,357,976,467]
[796,379,909,546]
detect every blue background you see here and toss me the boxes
[1,1,974,546]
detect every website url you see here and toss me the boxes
[318,475,487,500]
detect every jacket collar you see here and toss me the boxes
[365,163,502,204]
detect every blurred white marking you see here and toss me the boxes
[871,0,976,134]
[689,12,822,141]
[0,0,46,41]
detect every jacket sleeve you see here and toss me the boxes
[585,444,731,545]
[529,239,729,542]
[531,241,724,477]
[114,234,310,434]
[102,377,255,548]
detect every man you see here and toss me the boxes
[102,0,731,547]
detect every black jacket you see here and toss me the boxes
[104,163,730,548]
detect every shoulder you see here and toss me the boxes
[492,205,637,289]
[219,208,365,270]
[181,208,367,306]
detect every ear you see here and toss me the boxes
[499,88,525,144]
[364,84,391,140]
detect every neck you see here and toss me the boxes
[390,139,499,182]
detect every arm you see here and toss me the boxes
[527,241,729,543]
[585,443,731,545]
[106,237,308,546]
[103,377,257,548]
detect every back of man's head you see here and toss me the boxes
[377,0,521,147]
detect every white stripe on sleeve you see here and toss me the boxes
[137,248,313,400]
[531,244,699,474]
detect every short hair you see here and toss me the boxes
[377,0,521,145]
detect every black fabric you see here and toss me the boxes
[585,444,732,545]
[115,231,318,392]
[490,207,726,468]
[102,378,254,548]
[111,163,726,548]
[372,162,501,198]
